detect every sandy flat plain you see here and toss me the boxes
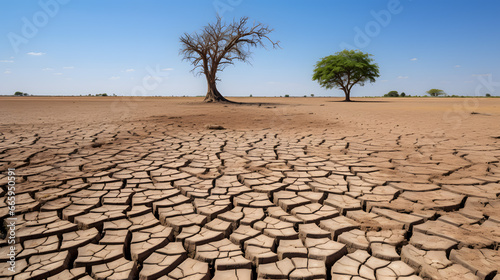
[0,96,500,280]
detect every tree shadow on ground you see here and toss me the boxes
[225,101,288,106]
[327,99,391,103]
[187,100,290,107]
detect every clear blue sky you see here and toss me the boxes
[1,0,499,97]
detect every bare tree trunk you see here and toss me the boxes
[204,79,228,102]
[344,89,351,102]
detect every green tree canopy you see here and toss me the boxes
[426,89,446,97]
[312,49,379,101]
[14,91,24,96]
[384,91,399,97]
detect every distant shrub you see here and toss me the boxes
[284,94,289,97]
[310,94,314,97]
[304,95,307,97]
[426,89,445,97]
[384,91,399,97]
[250,94,253,97]
[486,93,491,97]
[14,91,25,96]
[400,92,406,97]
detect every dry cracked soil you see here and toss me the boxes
[0,96,500,280]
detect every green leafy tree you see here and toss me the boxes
[14,91,24,96]
[384,91,399,97]
[312,49,379,102]
[426,89,446,97]
[400,92,406,97]
[486,93,491,97]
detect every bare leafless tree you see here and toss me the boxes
[179,16,279,102]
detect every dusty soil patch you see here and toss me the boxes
[0,96,499,279]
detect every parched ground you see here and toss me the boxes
[0,96,500,280]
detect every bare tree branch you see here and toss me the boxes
[179,16,280,102]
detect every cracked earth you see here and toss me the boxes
[1,97,500,280]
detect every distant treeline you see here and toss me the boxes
[383,90,494,97]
